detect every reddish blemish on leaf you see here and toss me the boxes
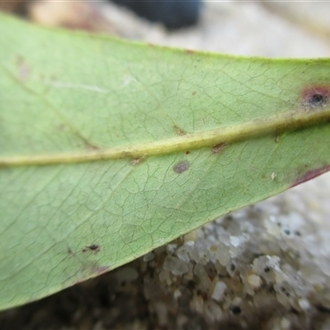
[302,86,330,109]
[212,142,229,154]
[185,151,190,155]
[291,165,330,187]
[173,160,190,174]
[185,49,194,54]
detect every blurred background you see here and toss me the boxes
[2,0,330,58]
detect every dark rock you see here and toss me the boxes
[111,0,202,29]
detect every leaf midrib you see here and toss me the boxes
[1,106,330,167]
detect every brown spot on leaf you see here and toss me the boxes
[173,160,190,174]
[302,86,330,109]
[185,49,194,54]
[174,125,186,136]
[185,151,190,155]
[192,91,197,96]
[82,244,100,253]
[274,134,280,143]
[291,165,330,188]
[130,157,145,166]
[212,142,228,154]
[86,142,100,151]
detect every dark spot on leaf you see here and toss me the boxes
[192,91,197,96]
[212,142,228,154]
[83,244,100,253]
[185,151,190,155]
[185,49,194,54]
[173,160,189,174]
[311,93,324,105]
[274,134,280,143]
[302,86,330,109]
[264,267,270,273]
[291,165,330,187]
[174,125,186,136]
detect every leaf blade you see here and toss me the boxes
[1,14,330,310]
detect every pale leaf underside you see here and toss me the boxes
[1,14,330,310]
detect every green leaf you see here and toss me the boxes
[1,13,330,310]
